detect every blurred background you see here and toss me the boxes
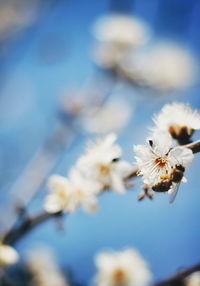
[0,0,200,285]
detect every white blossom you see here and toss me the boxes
[44,171,100,214]
[92,14,150,69]
[77,134,133,193]
[93,248,152,286]
[118,43,196,90]
[82,97,131,134]
[0,244,19,266]
[153,102,200,143]
[92,14,150,48]
[44,175,73,214]
[134,131,194,187]
[66,168,101,213]
[185,272,200,286]
[26,247,69,286]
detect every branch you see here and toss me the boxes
[185,140,200,154]
[2,211,61,246]
[152,262,200,286]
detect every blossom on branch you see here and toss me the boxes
[0,243,19,266]
[92,14,150,69]
[93,14,150,48]
[44,171,100,214]
[77,134,133,194]
[185,272,200,286]
[93,248,151,286]
[134,131,194,199]
[26,247,69,286]
[153,102,200,144]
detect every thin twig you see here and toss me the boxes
[185,140,200,154]
[2,211,61,246]
[152,262,200,286]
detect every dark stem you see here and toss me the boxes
[2,211,60,246]
[151,262,200,286]
[185,140,200,154]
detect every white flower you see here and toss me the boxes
[118,43,196,90]
[44,175,73,214]
[44,171,100,214]
[77,134,133,193]
[185,272,200,286]
[82,97,131,134]
[66,168,101,213]
[92,14,150,48]
[27,247,69,286]
[134,131,194,187]
[92,42,125,69]
[92,14,150,69]
[94,248,152,286]
[0,244,19,266]
[153,102,200,143]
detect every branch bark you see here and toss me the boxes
[152,262,200,286]
[185,140,200,154]
[2,211,61,246]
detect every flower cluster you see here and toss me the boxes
[134,102,200,202]
[93,248,152,286]
[44,134,134,214]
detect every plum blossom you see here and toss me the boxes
[27,247,69,286]
[185,272,200,286]
[92,14,150,48]
[153,102,200,144]
[93,248,151,286]
[134,131,194,187]
[0,244,19,266]
[92,14,150,69]
[82,97,132,134]
[44,170,101,214]
[76,134,134,194]
[118,43,196,91]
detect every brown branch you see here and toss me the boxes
[151,262,200,286]
[2,211,61,246]
[184,140,200,154]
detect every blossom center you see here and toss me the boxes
[97,164,110,175]
[112,268,127,284]
[154,156,168,168]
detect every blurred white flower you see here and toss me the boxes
[44,171,100,214]
[94,248,152,286]
[92,14,150,69]
[118,43,196,91]
[134,131,194,186]
[153,102,200,143]
[93,42,125,69]
[44,175,73,214]
[77,134,133,193]
[0,244,19,266]
[0,1,38,41]
[66,168,101,213]
[185,272,200,286]
[82,98,132,134]
[93,14,150,48]
[27,247,69,286]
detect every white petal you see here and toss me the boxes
[169,147,194,167]
[44,194,64,213]
[0,245,19,266]
[149,130,172,155]
[110,171,126,193]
